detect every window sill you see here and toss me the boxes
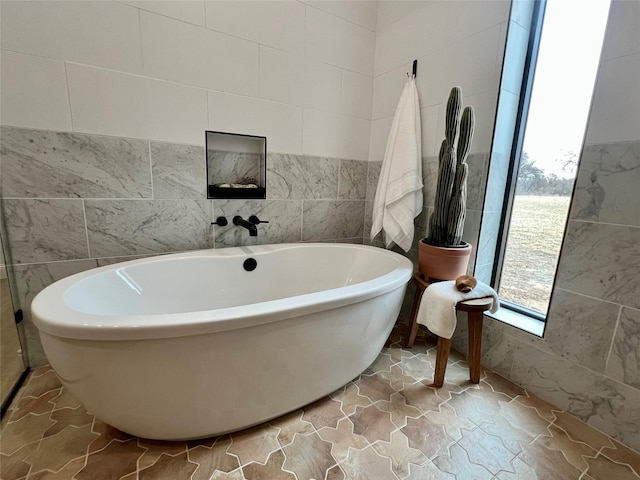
[485,306,545,337]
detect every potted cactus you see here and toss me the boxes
[419,86,475,281]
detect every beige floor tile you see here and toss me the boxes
[302,396,345,430]
[538,424,597,472]
[514,393,559,422]
[1,413,56,455]
[242,449,296,480]
[518,439,584,479]
[339,445,396,480]
[424,402,476,442]
[331,382,372,416]
[76,438,143,480]
[282,432,335,480]
[3,346,640,480]
[189,439,239,480]
[405,459,456,479]
[457,426,518,475]
[553,411,615,451]
[601,440,640,477]
[9,389,58,421]
[497,399,553,438]
[364,351,395,374]
[483,372,527,398]
[355,373,396,402]
[227,425,280,465]
[349,404,396,444]
[268,409,314,448]
[377,364,420,391]
[28,456,86,480]
[138,451,198,479]
[585,454,640,480]
[376,391,422,428]
[433,443,495,480]
[372,429,429,479]
[24,424,98,474]
[318,417,368,463]
[137,438,188,470]
[401,415,454,459]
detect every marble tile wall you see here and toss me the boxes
[0,126,369,366]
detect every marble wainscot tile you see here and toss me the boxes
[465,153,489,210]
[213,199,302,248]
[338,159,367,200]
[366,160,381,202]
[267,153,339,200]
[85,199,212,257]
[0,126,151,198]
[571,141,640,225]
[151,142,206,199]
[510,342,640,451]
[556,221,640,309]
[606,307,640,390]
[542,289,620,372]
[302,200,365,241]
[11,259,99,366]
[483,152,510,211]
[2,199,89,264]
[480,320,519,378]
[421,156,438,208]
[207,150,261,186]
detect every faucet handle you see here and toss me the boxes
[211,216,228,226]
[248,215,269,225]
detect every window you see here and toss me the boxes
[493,0,611,319]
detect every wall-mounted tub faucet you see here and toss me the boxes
[233,216,258,236]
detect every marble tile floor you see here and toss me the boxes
[1,327,639,480]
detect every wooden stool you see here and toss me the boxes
[405,272,493,387]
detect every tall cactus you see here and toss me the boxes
[426,87,475,246]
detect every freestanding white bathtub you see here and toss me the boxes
[32,243,412,440]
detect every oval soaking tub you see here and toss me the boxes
[32,243,413,440]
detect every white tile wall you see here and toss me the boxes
[372,63,410,120]
[259,46,307,105]
[600,0,640,61]
[67,64,207,146]
[303,109,370,161]
[208,91,303,154]
[586,53,640,145]
[339,71,373,119]
[0,1,143,74]
[121,0,206,26]
[0,51,72,131]
[140,11,259,96]
[369,116,394,162]
[420,104,442,158]
[0,0,375,161]
[303,1,378,31]
[305,7,375,75]
[446,1,510,40]
[376,1,431,31]
[373,2,448,76]
[204,0,305,54]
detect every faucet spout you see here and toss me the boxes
[233,216,258,236]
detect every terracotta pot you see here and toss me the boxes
[418,240,472,282]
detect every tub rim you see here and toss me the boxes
[32,243,413,341]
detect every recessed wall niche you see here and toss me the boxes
[205,131,266,199]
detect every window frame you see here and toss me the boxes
[491,0,549,322]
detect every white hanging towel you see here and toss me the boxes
[416,280,499,339]
[370,77,423,252]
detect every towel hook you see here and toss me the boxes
[407,59,418,78]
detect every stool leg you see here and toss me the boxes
[468,312,484,383]
[405,287,425,348]
[433,337,452,387]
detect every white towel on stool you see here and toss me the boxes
[370,77,422,252]
[416,280,499,339]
